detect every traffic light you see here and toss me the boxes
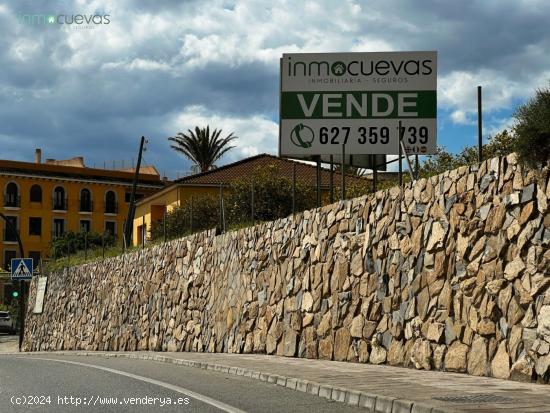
[12,291,19,298]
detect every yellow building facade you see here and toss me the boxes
[0,151,164,271]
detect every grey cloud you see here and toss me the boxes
[0,0,549,177]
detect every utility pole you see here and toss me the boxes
[123,136,146,249]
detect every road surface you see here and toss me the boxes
[0,354,369,412]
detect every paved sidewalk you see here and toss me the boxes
[0,335,18,353]
[14,351,550,413]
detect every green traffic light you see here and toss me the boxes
[12,291,19,298]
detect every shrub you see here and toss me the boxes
[513,85,550,168]
[50,231,115,258]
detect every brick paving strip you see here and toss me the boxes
[7,351,550,413]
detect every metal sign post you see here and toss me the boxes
[11,258,32,352]
[341,144,346,200]
[478,86,483,163]
[316,157,321,207]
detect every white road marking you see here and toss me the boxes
[21,356,248,413]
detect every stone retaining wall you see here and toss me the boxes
[24,154,550,382]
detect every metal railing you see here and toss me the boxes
[52,197,68,210]
[79,199,93,212]
[104,201,118,214]
[51,229,65,240]
[3,195,20,208]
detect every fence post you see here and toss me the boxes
[163,211,167,243]
[190,197,193,233]
[102,233,105,259]
[341,144,346,200]
[84,231,88,260]
[251,179,255,225]
[478,85,483,163]
[329,155,334,203]
[292,163,296,216]
[221,187,226,233]
[219,185,223,232]
[67,238,70,266]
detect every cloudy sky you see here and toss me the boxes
[0,0,549,177]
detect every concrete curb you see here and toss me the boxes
[10,351,454,413]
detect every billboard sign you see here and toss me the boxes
[279,51,437,158]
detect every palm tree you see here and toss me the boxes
[169,126,237,173]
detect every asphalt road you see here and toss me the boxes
[0,354,370,412]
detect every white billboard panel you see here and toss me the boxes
[279,51,437,157]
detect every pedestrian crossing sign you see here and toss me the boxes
[11,258,33,281]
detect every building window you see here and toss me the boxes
[52,186,67,210]
[29,217,42,236]
[105,221,116,237]
[80,188,92,212]
[3,216,18,241]
[4,182,20,207]
[29,251,41,271]
[30,184,42,203]
[53,218,65,238]
[80,220,91,233]
[3,250,16,271]
[105,190,117,214]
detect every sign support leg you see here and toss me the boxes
[371,154,377,192]
[316,157,321,208]
[292,163,296,215]
[341,144,346,200]
[398,120,403,189]
[329,155,334,204]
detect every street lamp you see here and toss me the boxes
[0,212,26,351]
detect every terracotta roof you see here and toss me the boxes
[174,154,370,188]
[0,159,164,187]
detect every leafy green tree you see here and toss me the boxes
[168,126,237,172]
[416,129,518,178]
[513,85,550,168]
[226,164,316,223]
[150,195,220,240]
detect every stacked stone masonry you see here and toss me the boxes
[24,154,550,382]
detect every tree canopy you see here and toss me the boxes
[169,126,237,173]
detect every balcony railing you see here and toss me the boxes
[52,197,68,211]
[3,228,19,242]
[79,199,93,212]
[3,195,20,208]
[104,202,118,214]
[51,229,65,240]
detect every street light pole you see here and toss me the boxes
[0,213,25,351]
[123,136,147,249]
